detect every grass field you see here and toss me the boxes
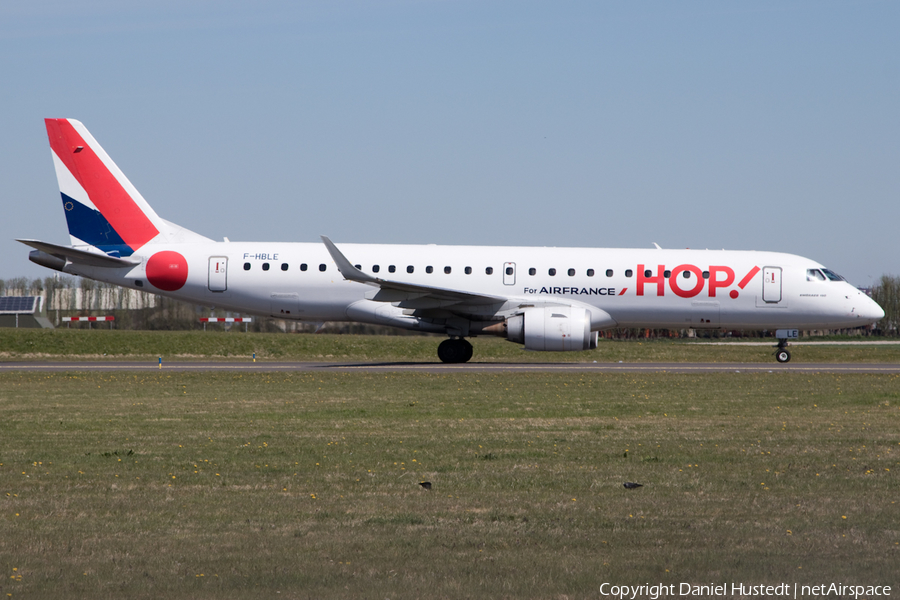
[1,328,899,363]
[1,369,898,599]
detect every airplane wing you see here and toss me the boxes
[17,239,140,269]
[321,236,507,306]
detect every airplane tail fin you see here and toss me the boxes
[44,118,209,257]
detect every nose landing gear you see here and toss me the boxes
[775,342,791,363]
[437,338,473,364]
[773,329,798,363]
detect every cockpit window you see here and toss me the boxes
[807,269,826,281]
[808,268,846,282]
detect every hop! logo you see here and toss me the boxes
[635,264,760,299]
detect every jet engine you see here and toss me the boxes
[506,306,598,351]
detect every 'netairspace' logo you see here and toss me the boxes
[598,582,892,599]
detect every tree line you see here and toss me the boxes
[870,275,900,334]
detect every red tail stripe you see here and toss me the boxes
[738,266,761,290]
[45,119,159,250]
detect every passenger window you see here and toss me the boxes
[505,267,513,276]
[587,269,594,277]
[664,270,671,278]
[682,271,690,278]
[407,265,414,274]
[262,263,270,271]
[606,269,613,277]
[485,267,493,275]
[243,262,251,271]
[389,265,396,273]
[444,266,451,274]
[300,263,308,272]
[568,268,575,276]
[643,269,652,277]
[281,263,289,271]
[549,268,557,276]
[529,268,536,276]
[319,264,327,272]
[465,266,472,275]
[625,270,633,278]
[426,266,433,274]
[702,271,709,279]
[354,264,361,270]
[373,265,380,273]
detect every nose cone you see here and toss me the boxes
[850,287,885,324]
[861,295,885,323]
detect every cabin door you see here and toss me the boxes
[209,257,228,292]
[503,262,516,285]
[762,267,782,303]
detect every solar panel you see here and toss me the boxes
[0,296,38,314]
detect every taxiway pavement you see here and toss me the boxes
[2,361,899,373]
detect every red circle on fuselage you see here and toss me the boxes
[146,251,189,291]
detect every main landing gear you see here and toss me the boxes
[438,338,473,364]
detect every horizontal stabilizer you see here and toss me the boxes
[17,239,139,269]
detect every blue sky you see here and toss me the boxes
[2,1,898,285]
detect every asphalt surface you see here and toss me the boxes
[1,361,899,373]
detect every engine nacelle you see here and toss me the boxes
[507,306,598,351]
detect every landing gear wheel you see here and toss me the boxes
[437,338,473,364]
[774,337,792,363]
[460,339,473,362]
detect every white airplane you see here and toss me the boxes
[20,119,884,363]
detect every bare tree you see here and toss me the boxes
[870,275,899,335]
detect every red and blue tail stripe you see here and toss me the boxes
[45,118,160,256]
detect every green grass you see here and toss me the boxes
[1,328,899,363]
[1,371,899,598]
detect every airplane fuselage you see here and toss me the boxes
[59,241,877,333]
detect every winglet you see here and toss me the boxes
[320,236,378,284]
